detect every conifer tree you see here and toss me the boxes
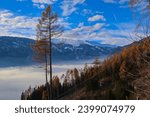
[32,5,63,99]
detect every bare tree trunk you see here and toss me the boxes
[45,49,48,84]
[45,49,50,100]
[49,11,53,100]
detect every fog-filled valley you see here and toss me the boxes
[0,59,97,99]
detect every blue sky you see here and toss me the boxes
[0,0,140,46]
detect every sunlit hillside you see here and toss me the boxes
[22,37,150,100]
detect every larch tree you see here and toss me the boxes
[32,20,50,99]
[32,5,63,100]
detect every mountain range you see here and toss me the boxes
[0,36,121,67]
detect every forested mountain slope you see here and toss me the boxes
[21,36,150,100]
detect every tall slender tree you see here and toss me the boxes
[32,27,50,99]
[32,5,63,99]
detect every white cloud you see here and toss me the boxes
[78,22,84,27]
[32,0,57,9]
[0,10,70,39]
[102,0,128,4]
[81,9,104,17]
[82,9,93,15]
[102,0,130,9]
[72,23,105,32]
[61,0,85,16]
[59,21,139,46]
[102,0,116,4]
[0,9,137,46]
[0,10,38,39]
[60,23,106,43]
[119,0,128,4]
[119,0,129,8]
[33,3,45,9]
[57,18,72,29]
[98,22,140,46]
[88,15,106,22]
[32,0,57,4]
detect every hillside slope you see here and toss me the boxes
[22,36,150,100]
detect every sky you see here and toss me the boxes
[0,0,141,46]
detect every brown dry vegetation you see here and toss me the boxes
[22,37,150,100]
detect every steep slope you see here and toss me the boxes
[23,36,150,100]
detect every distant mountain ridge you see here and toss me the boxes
[0,36,121,66]
[0,36,34,58]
